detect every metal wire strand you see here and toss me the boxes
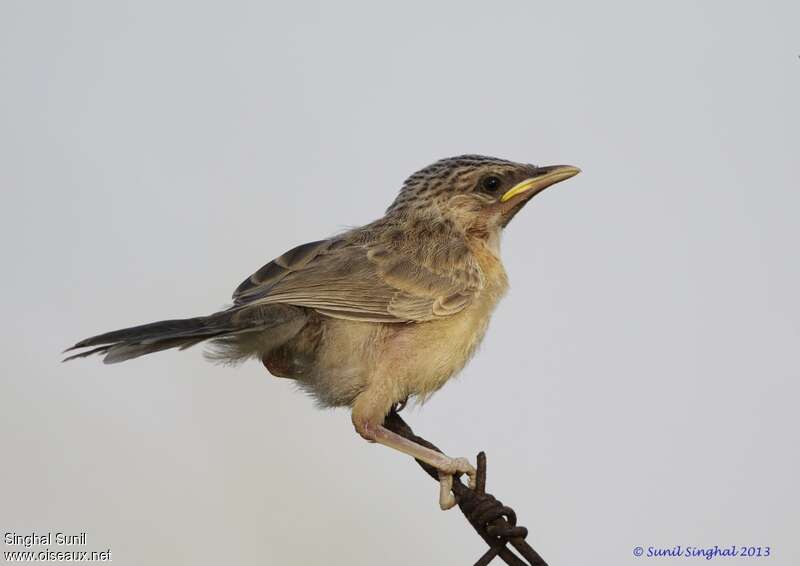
[383,410,549,566]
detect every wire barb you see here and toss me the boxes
[383,410,549,566]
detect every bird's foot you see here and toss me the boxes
[436,456,477,510]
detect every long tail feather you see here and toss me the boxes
[64,304,306,364]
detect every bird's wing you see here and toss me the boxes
[232,238,483,323]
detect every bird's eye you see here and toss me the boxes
[481,176,502,193]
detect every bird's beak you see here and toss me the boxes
[499,165,580,227]
[500,165,581,203]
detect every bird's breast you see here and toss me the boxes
[381,265,509,401]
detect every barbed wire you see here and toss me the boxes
[384,410,549,566]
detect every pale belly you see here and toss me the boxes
[378,301,497,401]
[277,278,507,408]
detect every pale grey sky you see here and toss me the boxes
[1,1,798,565]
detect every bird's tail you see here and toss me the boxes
[63,304,306,364]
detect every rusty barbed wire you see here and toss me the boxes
[384,410,549,566]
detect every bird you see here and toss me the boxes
[65,154,580,510]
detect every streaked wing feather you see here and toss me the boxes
[232,236,483,322]
[233,239,333,303]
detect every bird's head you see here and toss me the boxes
[387,155,580,246]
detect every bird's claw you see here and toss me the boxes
[437,456,477,510]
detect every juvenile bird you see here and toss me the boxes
[66,155,580,509]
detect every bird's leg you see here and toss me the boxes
[356,419,477,510]
[352,389,477,509]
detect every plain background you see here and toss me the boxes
[2,1,798,564]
